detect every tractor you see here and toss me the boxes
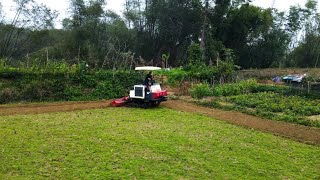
[111,66,168,108]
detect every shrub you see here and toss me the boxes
[190,79,259,98]
[0,68,143,104]
[71,74,97,88]
[190,83,213,99]
[94,81,127,99]
[0,88,19,103]
[212,79,259,96]
[64,87,83,101]
[20,79,56,101]
[187,43,203,66]
[0,70,23,79]
[158,68,189,87]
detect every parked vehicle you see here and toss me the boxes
[282,74,306,83]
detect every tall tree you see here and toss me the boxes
[124,0,145,29]
[0,0,57,59]
[61,0,137,68]
[135,0,203,66]
[0,2,3,23]
[62,0,105,65]
[221,4,273,68]
[289,0,320,67]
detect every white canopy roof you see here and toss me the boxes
[135,66,162,71]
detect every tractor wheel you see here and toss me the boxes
[151,101,161,108]
[143,102,152,109]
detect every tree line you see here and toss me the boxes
[0,0,319,69]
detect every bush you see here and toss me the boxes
[158,62,236,88]
[93,81,127,99]
[20,79,56,101]
[168,70,189,87]
[212,79,259,96]
[0,68,143,104]
[64,87,83,101]
[0,70,23,79]
[159,67,220,87]
[0,88,19,103]
[71,74,97,88]
[190,79,259,98]
[190,83,213,99]
[187,43,203,66]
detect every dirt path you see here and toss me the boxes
[163,100,320,145]
[0,100,112,116]
[1,99,319,145]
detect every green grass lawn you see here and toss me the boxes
[0,107,319,179]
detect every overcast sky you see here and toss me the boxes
[1,0,309,28]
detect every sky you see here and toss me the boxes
[1,0,310,28]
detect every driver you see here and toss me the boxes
[145,71,153,91]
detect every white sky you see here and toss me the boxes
[1,0,310,28]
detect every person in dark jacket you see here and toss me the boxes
[145,71,153,91]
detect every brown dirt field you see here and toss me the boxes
[1,99,320,145]
[0,100,112,116]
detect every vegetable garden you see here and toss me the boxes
[189,79,320,128]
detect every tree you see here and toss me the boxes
[288,0,320,67]
[123,0,145,29]
[0,0,57,60]
[62,0,107,66]
[136,0,203,66]
[59,0,139,69]
[187,43,202,66]
[221,4,273,68]
[0,2,3,23]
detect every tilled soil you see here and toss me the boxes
[1,99,319,145]
[0,100,112,116]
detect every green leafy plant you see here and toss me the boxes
[212,79,259,96]
[201,91,320,127]
[187,43,203,67]
[190,83,213,99]
[0,67,142,104]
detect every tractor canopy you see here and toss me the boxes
[135,66,161,71]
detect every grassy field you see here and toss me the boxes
[0,107,320,179]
